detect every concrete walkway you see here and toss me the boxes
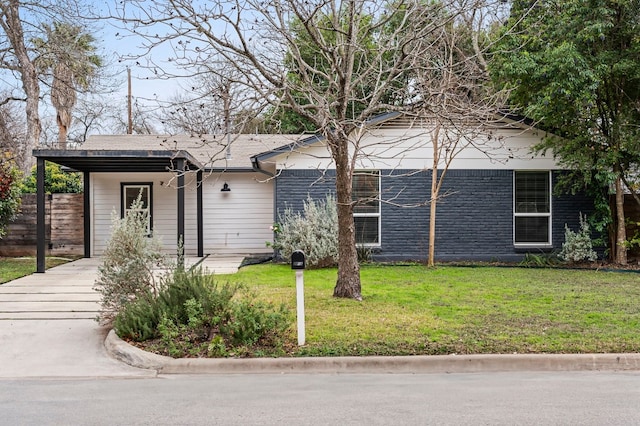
[0,255,243,378]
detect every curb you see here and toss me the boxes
[105,330,640,375]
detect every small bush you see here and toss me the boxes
[559,213,598,263]
[94,195,166,324]
[0,154,22,239]
[221,295,291,347]
[271,194,338,268]
[519,252,561,267]
[114,266,292,358]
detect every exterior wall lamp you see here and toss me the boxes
[221,182,231,192]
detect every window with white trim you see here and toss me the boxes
[514,171,551,245]
[121,183,153,233]
[353,170,380,245]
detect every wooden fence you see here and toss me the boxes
[0,193,84,256]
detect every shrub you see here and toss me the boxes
[221,294,291,347]
[0,154,21,239]
[114,266,292,358]
[559,213,598,263]
[94,195,166,324]
[21,161,83,194]
[271,194,338,268]
[518,252,561,267]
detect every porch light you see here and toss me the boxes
[221,182,231,192]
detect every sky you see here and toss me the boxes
[96,24,184,103]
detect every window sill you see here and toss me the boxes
[357,244,382,250]
[514,244,553,252]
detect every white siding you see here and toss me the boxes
[200,172,274,255]
[90,172,273,256]
[268,125,559,171]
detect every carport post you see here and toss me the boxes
[36,158,46,273]
[83,171,90,258]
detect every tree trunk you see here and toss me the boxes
[427,123,441,267]
[57,111,69,149]
[4,0,41,173]
[614,175,627,265]
[22,67,41,170]
[332,138,362,301]
[427,183,437,267]
[52,64,74,149]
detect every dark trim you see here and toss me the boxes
[206,167,258,173]
[83,171,90,258]
[251,157,275,177]
[36,158,46,273]
[33,149,203,173]
[251,134,324,164]
[197,170,203,257]
[120,182,154,232]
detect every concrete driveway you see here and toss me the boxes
[0,256,243,378]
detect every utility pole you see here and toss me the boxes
[127,68,133,135]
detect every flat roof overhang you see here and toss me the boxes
[33,149,205,273]
[33,149,204,172]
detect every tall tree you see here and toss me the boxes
[0,0,97,168]
[0,0,41,172]
[490,0,640,264]
[115,0,487,299]
[33,22,102,149]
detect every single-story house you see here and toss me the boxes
[33,112,593,271]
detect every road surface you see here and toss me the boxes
[1,371,639,425]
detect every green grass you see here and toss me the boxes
[215,263,640,356]
[0,257,73,284]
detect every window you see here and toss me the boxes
[514,171,551,245]
[121,183,153,233]
[353,171,380,245]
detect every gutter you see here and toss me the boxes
[251,156,275,177]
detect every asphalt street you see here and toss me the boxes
[2,372,640,425]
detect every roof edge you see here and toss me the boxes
[33,149,204,170]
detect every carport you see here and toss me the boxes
[32,149,205,273]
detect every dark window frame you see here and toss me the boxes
[353,170,381,246]
[120,182,154,233]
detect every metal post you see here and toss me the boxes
[197,170,203,257]
[36,158,46,273]
[83,171,91,258]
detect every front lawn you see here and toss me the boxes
[216,264,640,356]
[0,257,72,284]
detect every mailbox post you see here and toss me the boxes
[291,250,306,346]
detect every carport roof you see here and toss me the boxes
[33,149,203,173]
[34,134,305,172]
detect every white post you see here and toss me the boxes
[296,269,305,346]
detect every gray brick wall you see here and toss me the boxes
[274,169,594,262]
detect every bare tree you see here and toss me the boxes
[0,96,26,158]
[0,0,42,172]
[409,3,511,266]
[114,0,514,299]
[0,0,98,169]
